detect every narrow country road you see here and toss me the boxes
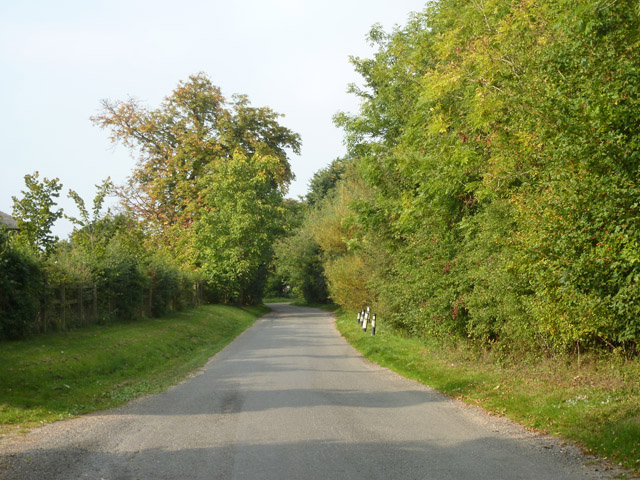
[0,304,620,479]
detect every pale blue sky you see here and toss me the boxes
[0,0,426,238]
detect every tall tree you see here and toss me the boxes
[305,157,349,207]
[92,74,301,302]
[91,73,300,241]
[196,152,288,304]
[66,178,113,252]
[12,172,63,256]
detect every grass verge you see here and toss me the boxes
[262,297,297,303]
[290,300,339,311]
[335,310,640,476]
[0,304,268,435]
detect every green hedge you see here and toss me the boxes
[324,0,640,355]
[0,229,43,339]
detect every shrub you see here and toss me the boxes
[0,229,43,339]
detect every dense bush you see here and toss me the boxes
[89,239,147,322]
[147,255,182,316]
[274,230,329,304]
[0,214,204,339]
[306,0,640,355]
[0,228,43,339]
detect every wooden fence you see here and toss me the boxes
[35,281,204,333]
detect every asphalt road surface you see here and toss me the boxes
[0,304,622,479]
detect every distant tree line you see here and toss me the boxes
[1,74,300,340]
[274,0,640,356]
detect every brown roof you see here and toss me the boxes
[0,211,19,230]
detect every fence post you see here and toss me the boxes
[60,285,66,330]
[148,285,153,317]
[92,284,98,321]
[78,284,84,324]
[41,278,48,333]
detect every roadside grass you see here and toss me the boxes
[290,300,339,311]
[0,304,268,435]
[335,310,640,475]
[262,297,297,303]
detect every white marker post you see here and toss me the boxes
[362,311,368,332]
[371,313,376,336]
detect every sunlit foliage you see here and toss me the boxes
[309,0,640,354]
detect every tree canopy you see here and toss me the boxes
[282,0,640,355]
[92,73,300,238]
[92,73,301,303]
[11,172,63,257]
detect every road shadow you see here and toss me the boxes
[0,434,610,480]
